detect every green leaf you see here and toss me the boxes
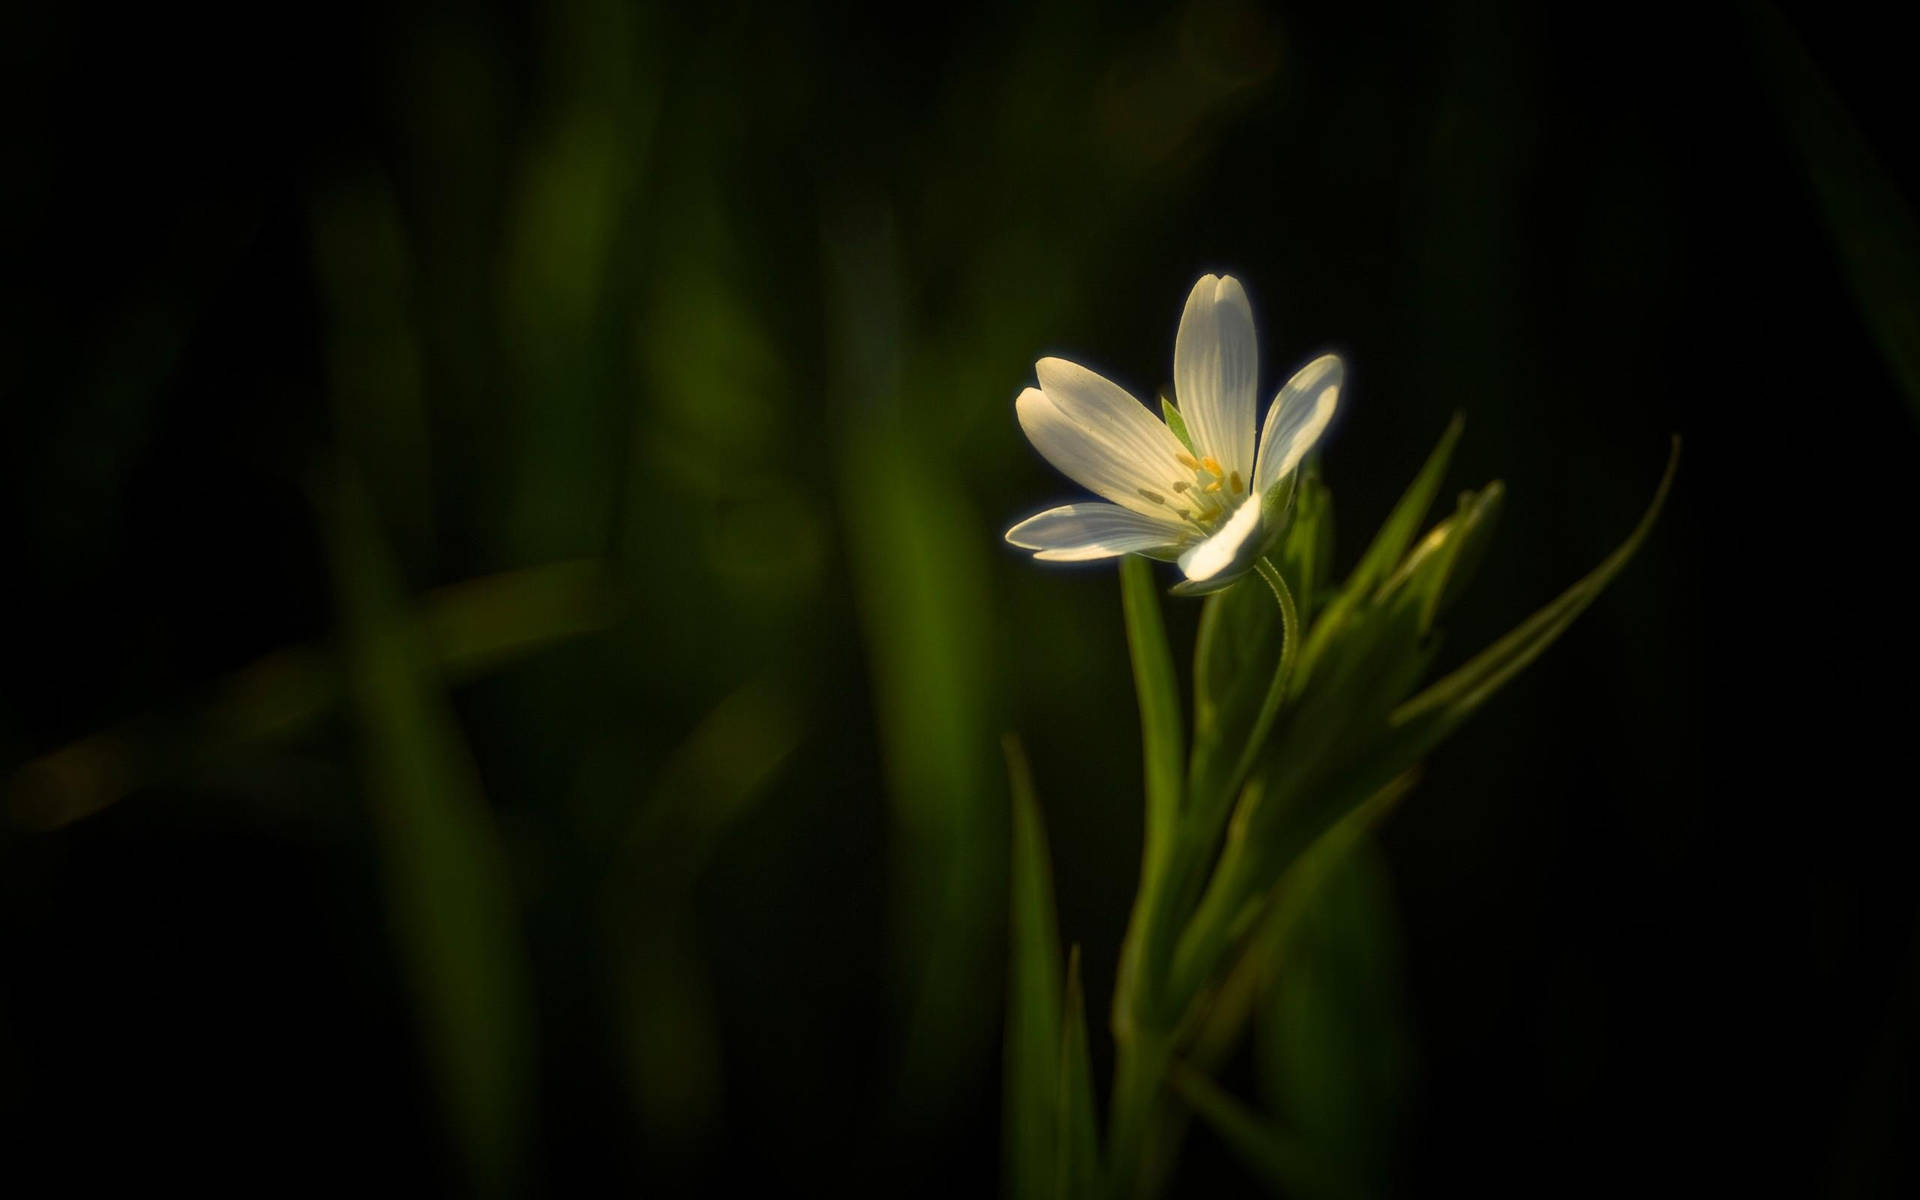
[1005,735,1065,1200]
[1272,466,1334,627]
[1182,774,1412,1074]
[1344,413,1465,603]
[1298,415,1462,685]
[1056,946,1102,1200]
[1394,438,1678,730]
[1189,573,1283,815]
[1167,1065,1357,1199]
[1377,481,1506,635]
[327,473,532,1197]
[1257,838,1413,1195]
[1160,391,1196,452]
[1121,556,1186,892]
[1179,439,1675,1001]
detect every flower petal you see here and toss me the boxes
[1034,356,1189,480]
[1016,382,1181,519]
[1172,274,1258,482]
[1005,502,1186,561]
[1253,354,1342,496]
[1176,493,1265,582]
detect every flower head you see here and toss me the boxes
[1005,274,1342,591]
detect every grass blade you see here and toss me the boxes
[1167,1065,1355,1199]
[1394,438,1678,728]
[1005,735,1065,1200]
[1342,413,1464,603]
[327,474,533,1196]
[1057,946,1102,1200]
[7,560,615,830]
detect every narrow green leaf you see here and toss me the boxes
[1298,415,1462,685]
[327,474,532,1197]
[1056,946,1102,1200]
[1120,555,1185,890]
[1433,482,1505,622]
[1345,413,1464,602]
[1183,774,1414,1072]
[1190,573,1283,815]
[1272,466,1333,627]
[1168,1065,1357,1199]
[1005,735,1065,1200]
[1160,391,1196,452]
[1377,481,1506,635]
[1167,590,1436,1010]
[1395,438,1678,728]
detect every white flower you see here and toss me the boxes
[1005,273,1342,591]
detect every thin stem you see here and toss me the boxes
[1230,558,1299,799]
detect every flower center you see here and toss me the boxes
[1138,451,1245,536]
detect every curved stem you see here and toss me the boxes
[1230,558,1299,800]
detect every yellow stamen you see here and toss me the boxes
[1204,480,1222,493]
[1201,455,1223,476]
[1175,452,1201,470]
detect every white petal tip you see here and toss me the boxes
[1176,496,1264,583]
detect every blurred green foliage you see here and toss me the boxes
[5,0,1919,1195]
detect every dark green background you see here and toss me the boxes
[4,1,1914,1193]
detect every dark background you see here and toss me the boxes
[4,1,1915,1194]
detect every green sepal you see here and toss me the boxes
[1159,389,1196,453]
[1166,473,1296,598]
[1168,572,1243,598]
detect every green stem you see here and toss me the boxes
[1108,558,1303,1198]
[1234,559,1300,799]
[1119,556,1185,895]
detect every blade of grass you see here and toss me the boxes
[327,472,533,1197]
[1167,1064,1356,1200]
[8,559,616,830]
[1341,413,1464,603]
[1298,415,1462,685]
[1394,438,1678,727]
[1057,945,1102,1200]
[1005,735,1064,1200]
[830,208,1004,1128]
